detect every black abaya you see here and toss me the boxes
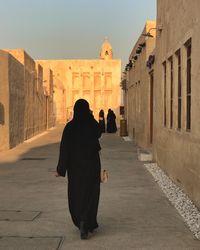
[98,109,105,133]
[56,100,101,232]
[107,110,117,133]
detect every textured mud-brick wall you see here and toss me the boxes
[154,0,200,208]
[0,50,25,151]
[53,77,66,124]
[8,54,25,148]
[0,51,9,151]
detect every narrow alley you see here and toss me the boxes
[0,126,199,249]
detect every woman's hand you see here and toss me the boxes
[55,171,61,177]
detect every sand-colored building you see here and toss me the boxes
[123,1,200,208]
[4,49,37,140]
[0,50,24,151]
[52,76,66,124]
[37,39,121,122]
[0,39,120,151]
[124,21,156,150]
[0,49,61,151]
[153,0,200,208]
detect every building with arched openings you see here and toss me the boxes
[37,38,121,123]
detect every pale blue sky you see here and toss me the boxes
[0,0,156,69]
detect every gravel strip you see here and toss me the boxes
[144,163,200,240]
[122,136,132,141]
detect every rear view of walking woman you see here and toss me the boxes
[56,99,102,239]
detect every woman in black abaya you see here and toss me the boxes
[98,109,105,133]
[107,109,117,133]
[56,99,102,239]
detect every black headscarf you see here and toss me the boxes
[99,109,104,118]
[73,99,90,122]
[69,99,101,150]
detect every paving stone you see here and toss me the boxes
[0,210,41,221]
[0,236,62,250]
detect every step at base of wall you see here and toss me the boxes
[138,152,152,161]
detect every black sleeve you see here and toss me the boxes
[56,126,69,177]
[93,118,102,139]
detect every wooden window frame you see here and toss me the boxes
[185,38,192,131]
[176,49,182,130]
[168,56,173,129]
[163,61,167,127]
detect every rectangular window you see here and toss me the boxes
[163,61,167,127]
[185,38,192,130]
[168,56,173,128]
[150,71,154,144]
[176,49,181,129]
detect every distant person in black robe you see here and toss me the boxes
[56,99,102,239]
[98,109,105,133]
[106,109,117,133]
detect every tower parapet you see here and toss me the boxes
[100,37,113,60]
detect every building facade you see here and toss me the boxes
[123,1,200,208]
[0,49,64,151]
[0,50,24,151]
[0,39,120,151]
[37,39,121,123]
[124,21,156,150]
[52,76,66,124]
[153,0,200,208]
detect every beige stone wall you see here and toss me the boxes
[4,49,36,139]
[43,68,55,128]
[53,77,66,124]
[0,49,56,152]
[4,49,56,136]
[154,0,200,207]
[35,63,47,133]
[36,59,121,124]
[0,50,25,150]
[0,51,10,151]
[125,21,156,150]
[8,53,25,148]
[24,51,37,139]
